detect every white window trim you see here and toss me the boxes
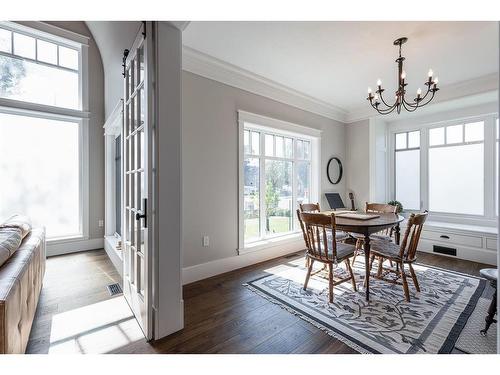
[104,100,124,249]
[388,112,498,227]
[0,21,90,243]
[237,110,321,254]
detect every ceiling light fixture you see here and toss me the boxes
[367,37,439,115]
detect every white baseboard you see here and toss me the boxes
[46,238,104,257]
[418,239,497,266]
[104,236,123,277]
[182,239,305,285]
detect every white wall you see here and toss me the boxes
[345,119,370,210]
[182,71,346,268]
[85,21,141,119]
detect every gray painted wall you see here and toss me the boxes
[182,71,346,268]
[345,119,370,211]
[47,21,105,240]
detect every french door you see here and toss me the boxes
[122,23,152,340]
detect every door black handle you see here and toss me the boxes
[439,235,450,239]
[135,198,147,228]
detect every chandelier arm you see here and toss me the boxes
[373,102,398,115]
[377,90,396,109]
[403,84,433,107]
[416,90,436,107]
[402,100,419,112]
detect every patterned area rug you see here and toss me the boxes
[455,297,497,354]
[244,257,485,354]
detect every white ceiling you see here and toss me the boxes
[183,22,499,115]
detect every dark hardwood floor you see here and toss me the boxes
[27,249,492,354]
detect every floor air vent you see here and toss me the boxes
[106,283,123,296]
[433,245,457,257]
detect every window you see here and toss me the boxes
[0,112,81,238]
[0,24,80,109]
[239,112,319,248]
[0,22,87,241]
[391,114,496,224]
[115,135,122,236]
[394,131,420,210]
[429,122,484,215]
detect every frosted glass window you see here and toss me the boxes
[265,134,274,156]
[395,133,407,150]
[0,54,79,109]
[446,124,463,144]
[464,121,484,142]
[0,28,11,53]
[243,130,250,154]
[251,131,260,155]
[395,149,420,210]
[13,33,35,59]
[429,144,484,215]
[37,39,58,64]
[303,140,311,159]
[0,112,80,238]
[284,137,293,158]
[429,127,445,146]
[296,140,304,159]
[58,46,79,70]
[408,131,420,148]
[275,136,284,157]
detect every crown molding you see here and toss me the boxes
[182,46,348,123]
[345,72,499,123]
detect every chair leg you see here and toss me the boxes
[351,250,357,266]
[328,263,334,303]
[345,259,357,292]
[305,252,309,268]
[376,256,384,278]
[303,259,314,291]
[400,262,410,302]
[408,263,420,292]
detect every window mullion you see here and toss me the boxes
[259,135,266,240]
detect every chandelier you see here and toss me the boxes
[367,37,439,115]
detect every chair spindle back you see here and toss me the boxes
[299,212,337,261]
[365,202,397,236]
[398,211,428,261]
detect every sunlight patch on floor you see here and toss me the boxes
[263,258,356,295]
[48,296,145,354]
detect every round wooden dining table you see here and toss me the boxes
[321,211,404,301]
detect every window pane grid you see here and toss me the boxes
[0,27,79,72]
[244,126,314,244]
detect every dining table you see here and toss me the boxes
[321,211,405,302]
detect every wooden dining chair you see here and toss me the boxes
[298,202,349,268]
[298,210,357,303]
[351,202,397,266]
[299,202,349,241]
[368,211,428,302]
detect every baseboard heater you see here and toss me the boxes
[433,245,457,257]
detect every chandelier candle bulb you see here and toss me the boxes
[428,69,433,77]
[377,79,382,87]
[401,71,406,80]
[367,87,372,94]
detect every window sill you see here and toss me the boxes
[239,233,303,255]
[104,235,123,260]
[401,219,497,237]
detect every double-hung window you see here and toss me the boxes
[239,111,320,250]
[391,114,497,225]
[0,22,88,241]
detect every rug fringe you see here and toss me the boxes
[243,283,371,354]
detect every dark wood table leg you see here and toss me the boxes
[364,234,371,302]
[395,223,401,245]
